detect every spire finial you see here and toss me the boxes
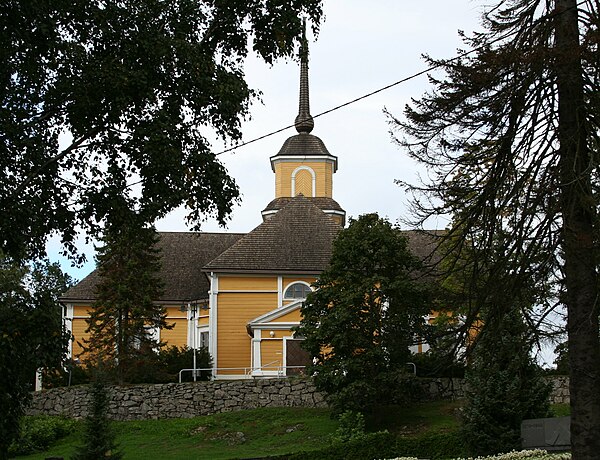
[294,18,314,134]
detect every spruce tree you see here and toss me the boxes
[72,375,122,460]
[462,308,551,456]
[82,210,167,384]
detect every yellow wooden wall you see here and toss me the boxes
[68,304,191,359]
[216,289,278,375]
[274,161,333,198]
[260,339,284,369]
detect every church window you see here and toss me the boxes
[284,282,312,300]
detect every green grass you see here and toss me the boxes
[367,400,461,436]
[14,401,571,459]
[15,407,338,460]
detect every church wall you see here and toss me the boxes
[215,291,279,375]
[219,276,277,291]
[69,303,192,360]
[162,318,187,347]
[269,309,302,323]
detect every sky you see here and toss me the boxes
[50,1,484,279]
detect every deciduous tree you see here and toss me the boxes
[297,214,429,414]
[0,0,323,263]
[388,1,600,456]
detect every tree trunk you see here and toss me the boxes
[555,1,600,458]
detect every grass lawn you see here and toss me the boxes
[15,407,338,460]
[14,401,570,459]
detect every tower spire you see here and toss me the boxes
[294,19,314,134]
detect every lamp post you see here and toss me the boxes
[181,301,199,381]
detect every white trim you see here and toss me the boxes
[208,273,218,373]
[215,374,253,380]
[270,155,338,172]
[217,289,278,293]
[291,165,316,197]
[252,322,300,330]
[277,276,283,308]
[248,299,304,326]
[63,304,74,358]
[261,209,279,219]
[252,330,262,376]
[322,209,346,217]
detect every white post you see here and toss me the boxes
[35,369,42,391]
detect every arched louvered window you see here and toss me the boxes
[283,282,312,300]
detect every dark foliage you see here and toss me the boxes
[462,309,551,456]
[159,345,213,383]
[297,214,430,414]
[0,255,71,460]
[82,213,167,384]
[388,1,600,455]
[0,0,324,263]
[8,416,75,457]
[72,375,122,460]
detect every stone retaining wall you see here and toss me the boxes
[26,376,569,421]
[547,375,569,404]
[27,378,326,421]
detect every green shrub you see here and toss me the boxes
[278,431,397,460]
[8,415,76,456]
[330,410,366,443]
[159,345,212,382]
[394,430,467,459]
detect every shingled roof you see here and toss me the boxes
[262,196,345,214]
[61,232,244,303]
[204,195,341,274]
[274,133,332,157]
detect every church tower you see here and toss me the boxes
[261,21,346,226]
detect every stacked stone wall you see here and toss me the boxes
[26,376,570,421]
[27,378,326,421]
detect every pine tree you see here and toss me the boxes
[388,1,600,456]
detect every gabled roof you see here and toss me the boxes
[248,299,304,327]
[203,195,341,274]
[61,232,244,303]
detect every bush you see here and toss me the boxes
[159,345,212,382]
[284,431,398,460]
[330,410,366,443]
[410,351,466,378]
[8,415,76,456]
[43,359,91,388]
[394,430,467,459]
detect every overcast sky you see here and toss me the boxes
[49,1,484,279]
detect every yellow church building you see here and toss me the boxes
[61,34,437,379]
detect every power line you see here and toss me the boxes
[215,0,586,156]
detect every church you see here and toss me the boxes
[61,32,437,380]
